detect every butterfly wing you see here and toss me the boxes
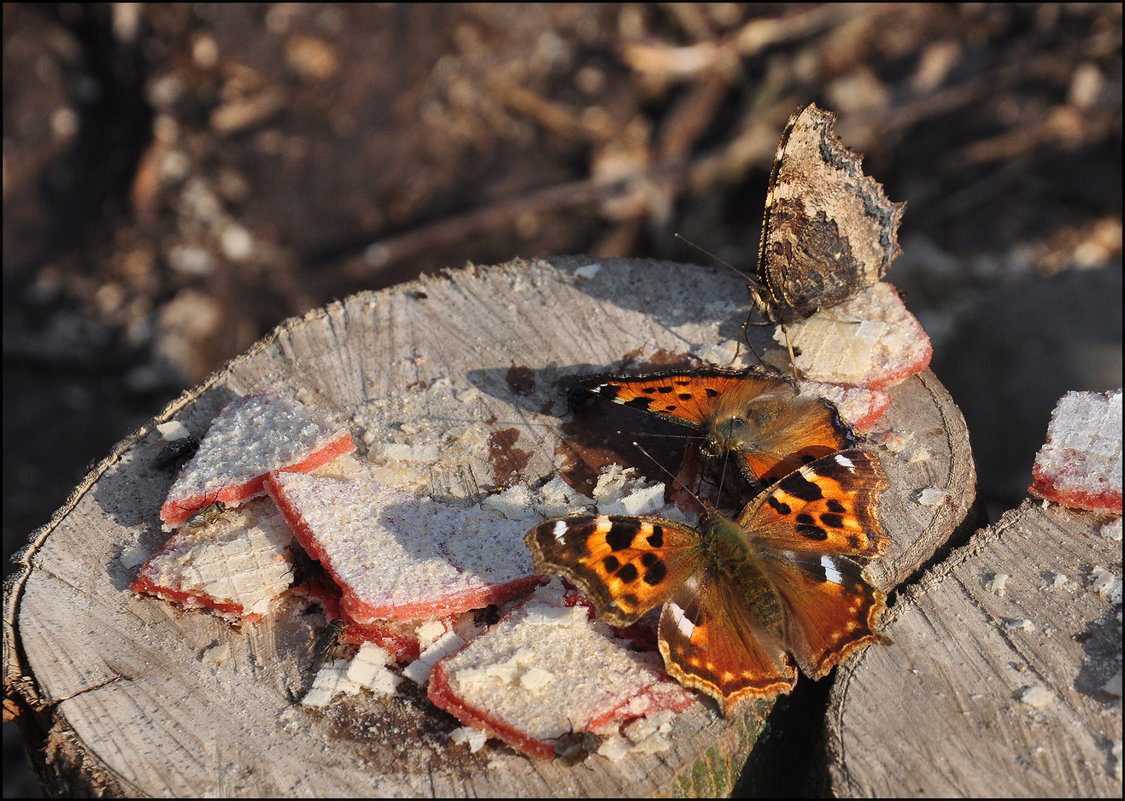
[736,448,889,678]
[705,378,857,485]
[570,367,754,429]
[753,103,905,323]
[524,514,702,626]
[658,569,797,715]
[739,448,888,559]
[760,550,888,678]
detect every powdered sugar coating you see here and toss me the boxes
[769,282,932,389]
[132,497,295,621]
[266,468,539,622]
[161,391,354,528]
[1029,389,1122,514]
[798,380,892,432]
[428,580,692,759]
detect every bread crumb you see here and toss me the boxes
[1016,685,1054,708]
[596,734,631,762]
[157,420,192,441]
[403,630,466,685]
[915,487,948,506]
[415,619,448,650]
[1102,670,1122,698]
[983,573,1010,596]
[574,263,602,280]
[450,726,489,752]
[199,641,230,666]
[1089,566,1122,604]
[1101,518,1123,542]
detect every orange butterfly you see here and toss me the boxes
[569,365,856,487]
[525,449,889,714]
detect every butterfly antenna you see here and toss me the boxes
[674,233,756,284]
[614,428,691,442]
[631,440,713,512]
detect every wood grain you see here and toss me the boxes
[827,500,1122,797]
[4,256,974,796]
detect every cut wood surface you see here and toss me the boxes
[4,256,975,797]
[826,500,1123,797]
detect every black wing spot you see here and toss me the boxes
[644,560,667,586]
[616,563,639,583]
[827,499,846,513]
[605,520,639,551]
[797,524,828,541]
[767,496,792,516]
[820,512,845,529]
[646,526,664,548]
[603,555,621,573]
[779,471,824,501]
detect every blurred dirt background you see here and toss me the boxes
[4,4,1121,796]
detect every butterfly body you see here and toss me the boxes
[750,103,905,325]
[525,449,889,715]
[573,366,856,486]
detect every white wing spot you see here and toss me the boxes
[551,520,569,542]
[821,556,844,585]
[834,453,855,469]
[668,602,696,639]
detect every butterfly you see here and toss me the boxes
[569,365,856,487]
[749,103,905,326]
[524,448,890,715]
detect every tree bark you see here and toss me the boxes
[827,500,1122,797]
[4,256,975,796]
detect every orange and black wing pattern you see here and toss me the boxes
[568,367,757,429]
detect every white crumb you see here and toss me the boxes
[596,734,631,762]
[983,574,1010,596]
[1100,518,1123,542]
[1089,566,1122,604]
[157,420,191,441]
[1102,670,1122,698]
[1016,685,1054,709]
[198,641,230,666]
[915,487,949,506]
[119,540,150,569]
[403,630,466,685]
[415,619,449,651]
[450,726,489,753]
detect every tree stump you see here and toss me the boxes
[4,256,976,796]
[826,500,1122,797]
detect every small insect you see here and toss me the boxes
[289,543,325,583]
[152,435,200,471]
[185,499,226,528]
[313,618,348,663]
[553,728,599,766]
